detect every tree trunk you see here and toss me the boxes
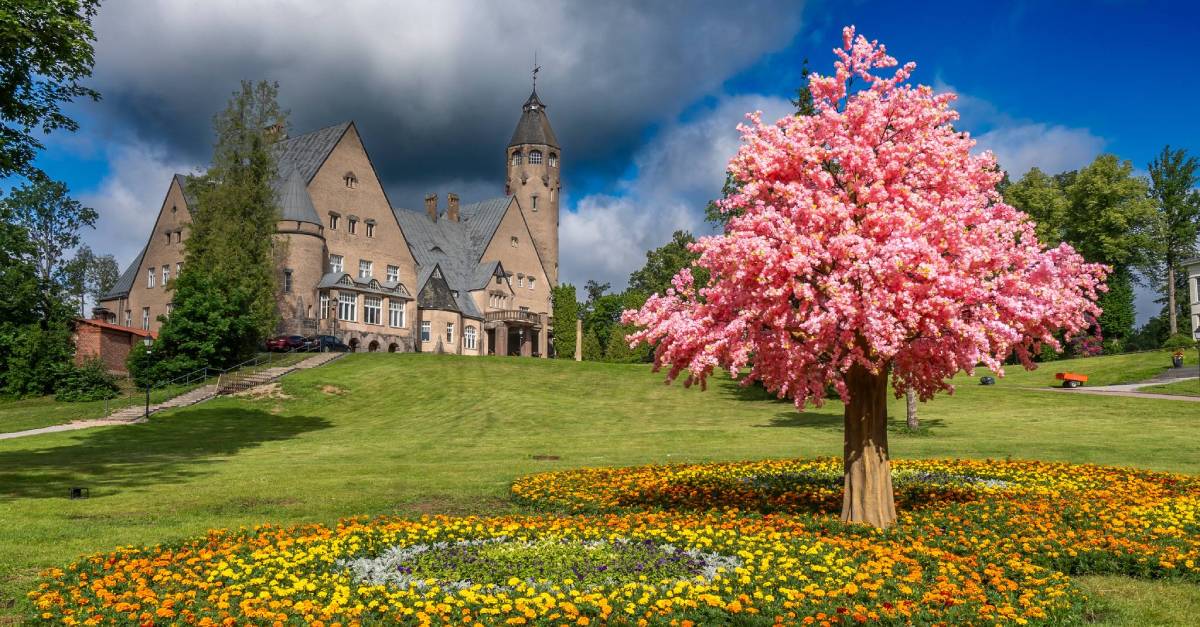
[905,387,919,430]
[1168,264,1178,336]
[841,362,897,529]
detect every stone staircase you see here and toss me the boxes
[216,351,344,395]
[105,384,220,422]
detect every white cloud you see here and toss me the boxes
[975,123,1105,179]
[561,94,794,289]
[79,141,197,269]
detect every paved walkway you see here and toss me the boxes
[0,351,345,441]
[1037,366,1200,402]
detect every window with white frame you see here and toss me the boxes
[386,265,399,282]
[363,295,381,325]
[141,307,150,330]
[420,320,431,342]
[162,265,170,285]
[446,322,454,343]
[510,236,518,247]
[320,293,329,318]
[329,254,344,273]
[389,300,405,327]
[359,259,372,278]
[464,325,477,350]
[348,218,357,235]
[176,261,183,275]
[517,274,525,288]
[147,268,156,288]
[344,173,357,188]
[548,153,558,167]
[338,293,357,322]
[124,310,131,326]
[511,152,522,166]
[366,222,375,237]
[329,214,339,229]
[528,277,535,290]
[529,150,543,164]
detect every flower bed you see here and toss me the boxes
[29,513,1079,625]
[28,458,1198,624]
[513,458,1200,580]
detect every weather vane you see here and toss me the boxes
[532,50,541,90]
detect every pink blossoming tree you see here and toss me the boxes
[623,27,1108,529]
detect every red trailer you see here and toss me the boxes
[1055,372,1088,389]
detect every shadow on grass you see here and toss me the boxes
[0,408,331,500]
[754,411,842,429]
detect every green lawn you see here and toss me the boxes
[1139,377,1200,397]
[1,351,1197,624]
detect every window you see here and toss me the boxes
[344,172,357,188]
[511,236,518,247]
[359,259,372,279]
[147,268,155,288]
[532,195,538,211]
[366,222,375,237]
[464,325,477,350]
[167,303,174,316]
[176,261,183,275]
[363,295,381,325]
[329,254,343,273]
[175,231,182,243]
[283,269,293,293]
[518,275,525,288]
[511,152,522,166]
[141,307,150,330]
[420,320,431,342]
[528,277,535,290]
[386,265,399,282]
[446,322,454,343]
[320,293,329,318]
[337,293,357,322]
[389,300,405,327]
[162,265,170,285]
[348,219,357,235]
[548,153,558,167]
[529,150,543,165]
[496,276,503,285]
[124,310,131,327]
[329,214,339,229]
[165,233,171,245]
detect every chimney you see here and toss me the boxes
[425,193,438,222]
[447,193,460,222]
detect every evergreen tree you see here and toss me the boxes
[581,328,603,361]
[143,81,286,375]
[1145,145,1200,335]
[551,283,579,359]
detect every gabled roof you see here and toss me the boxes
[99,244,147,301]
[276,168,321,225]
[172,173,198,207]
[316,272,411,298]
[416,265,461,313]
[74,317,157,339]
[275,121,353,183]
[508,90,559,148]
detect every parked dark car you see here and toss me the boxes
[266,335,310,352]
[309,335,349,352]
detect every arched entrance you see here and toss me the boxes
[348,337,360,352]
[368,340,380,352]
[388,343,398,353]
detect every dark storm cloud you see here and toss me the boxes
[86,0,805,210]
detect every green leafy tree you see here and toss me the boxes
[87,252,119,302]
[147,80,287,371]
[1003,167,1069,246]
[602,291,652,363]
[1145,146,1200,335]
[0,178,97,320]
[0,0,101,180]
[628,230,709,296]
[0,205,39,326]
[61,244,94,316]
[551,283,579,359]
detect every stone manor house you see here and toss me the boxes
[91,90,562,359]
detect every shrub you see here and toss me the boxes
[127,342,204,388]
[1162,333,1196,351]
[54,359,120,401]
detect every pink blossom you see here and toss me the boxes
[622,26,1108,407]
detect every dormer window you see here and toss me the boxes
[548,153,558,167]
[529,150,543,165]
[511,152,523,166]
[344,172,358,188]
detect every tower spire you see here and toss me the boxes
[532,50,540,92]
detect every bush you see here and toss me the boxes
[1101,338,1124,355]
[1162,333,1196,351]
[0,323,74,397]
[127,342,204,388]
[54,359,120,402]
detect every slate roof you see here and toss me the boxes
[275,121,352,183]
[508,90,558,148]
[416,266,461,312]
[100,244,147,301]
[277,168,322,225]
[172,173,198,207]
[393,197,515,319]
[316,272,412,298]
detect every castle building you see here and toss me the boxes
[92,90,561,361]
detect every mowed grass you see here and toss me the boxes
[1139,378,1200,397]
[0,350,1197,624]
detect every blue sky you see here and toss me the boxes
[25,0,1200,323]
